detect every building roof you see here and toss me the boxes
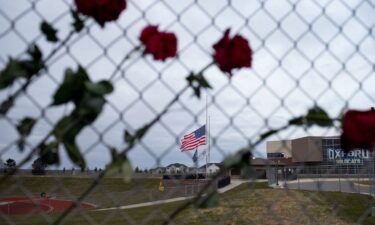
[250,157,268,166]
[166,163,188,168]
[151,167,166,170]
[199,163,221,169]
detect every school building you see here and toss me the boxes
[266,136,375,177]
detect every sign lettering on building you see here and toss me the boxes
[327,148,369,165]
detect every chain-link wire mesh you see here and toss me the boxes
[0,0,375,224]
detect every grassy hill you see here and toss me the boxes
[1,176,375,225]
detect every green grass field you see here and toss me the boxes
[1,176,375,225]
[0,175,164,208]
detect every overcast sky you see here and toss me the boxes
[0,0,374,169]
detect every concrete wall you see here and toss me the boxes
[266,140,292,158]
[291,136,323,162]
[266,136,324,162]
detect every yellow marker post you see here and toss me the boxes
[159,181,164,192]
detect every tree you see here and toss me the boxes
[4,158,16,173]
[0,159,4,172]
[32,158,46,175]
[135,166,139,173]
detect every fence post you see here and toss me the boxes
[297,168,300,190]
[284,168,287,187]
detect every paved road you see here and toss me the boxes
[279,178,374,196]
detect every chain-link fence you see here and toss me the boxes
[0,0,375,224]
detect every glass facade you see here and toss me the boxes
[298,137,374,175]
[267,153,284,158]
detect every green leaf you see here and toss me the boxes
[222,149,251,173]
[222,154,242,169]
[288,116,304,126]
[124,125,150,146]
[17,139,26,151]
[305,106,333,127]
[20,45,44,77]
[106,149,133,183]
[16,117,36,151]
[27,44,43,63]
[19,60,41,78]
[186,73,212,99]
[193,87,201,98]
[52,67,89,105]
[76,93,105,116]
[53,116,72,139]
[41,21,59,42]
[52,69,76,105]
[121,159,133,183]
[0,59,28,89]
[16,117,36,137]
[124,130,134,145]
[0,45,43,90]
[198,190,219,208]
[186,73,195,83]
[53,115,84,142]
[260,129,278,139]
[197,74,212,89]
[135,124,150,140]
[85,80,113,96]
[71,10,84,32]
[63,140,85,169]
[289,106,333,127]
[109,147,118,160]
[39,142,59,165]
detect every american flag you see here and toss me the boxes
[180,125,206,151]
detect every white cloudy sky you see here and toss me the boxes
[0,0,374,169]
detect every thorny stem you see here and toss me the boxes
[109,45,141,81]
[52,61,215,225]
[0,44,142,183]
[0,30,76,183]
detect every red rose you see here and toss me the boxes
[341,109,375,152]
[140,25,177,61]
[213,29,252,76]
[140,25,159,44]
[75,0,126,27]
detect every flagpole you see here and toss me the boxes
[208,115,210,169]
[205,94,208,178]
[195,148,198,185]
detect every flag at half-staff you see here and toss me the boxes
[180,125,206,151]
[192,149,198,163]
